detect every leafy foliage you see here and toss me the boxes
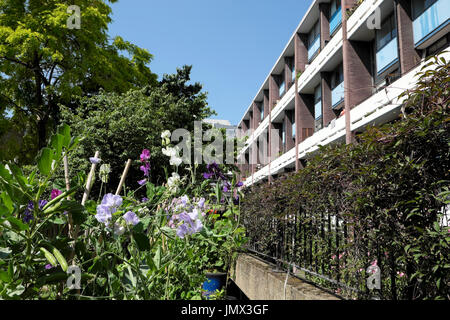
[0,0,157,161]
[59,66,215,192]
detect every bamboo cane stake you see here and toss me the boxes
[64,155,75,238]
[82,151,100,206]
[64,154,79,295]
[82,151,100,250]
[115,159,132,196]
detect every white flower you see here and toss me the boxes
[162,147,176,157]
[161,130,171,139]
[167,172,181,193]
[113,223,125,236]
[99,164,111,183]
[170,156,183,167]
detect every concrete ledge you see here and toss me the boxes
[234,254,340,300]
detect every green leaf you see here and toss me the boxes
[7,216,29,231]
[57,124,71,148]
[0,270,12,283]
[0,192,13,215]
[133,232,150,251]
[50,133,64,159]
[0,164,12,182]
[60,200,86,225]
[38,148,53,176]
[8,164,29,193]
[153,245,161,270]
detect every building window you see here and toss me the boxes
[291,111,296,141]
[412,0,438,20]
[291,62,296,83]
[412,0,449,46]
[279,74,286,98]
[331,64,344,108]
[376,14,397,52]
[308,21,321,61]
[282,121,286,152]
[427,34,450,56]
[314,85,322,132]
[330,0,342,35]
[375,13,398,74]
[260,102,264,121]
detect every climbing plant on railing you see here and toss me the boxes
[242,53,450,300]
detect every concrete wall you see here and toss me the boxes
[233,254,340,300]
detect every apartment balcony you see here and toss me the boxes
[332,81,345,108]
[413,0,450,47]
[330,6,342,35]
[376,37,398,74]
[308,36,320,61]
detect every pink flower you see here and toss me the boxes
[331,255,336,260]
[371,260,378,267]
[51,189,62,200]
[140,149,151,162]
[397,272,405,278]
[358,268,364,273]
[339,253,344,259]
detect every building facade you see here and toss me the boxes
[236,0,450,186]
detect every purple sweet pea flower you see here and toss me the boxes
[233,195,240,205]
[235,181,243,188]
[23,201,34,223]
[45,264,54,270]
[223,181,231,192]
[89,157,101,164]
[203,172,213,179]
[95,204,112,224]
[140,162,151,177]
[138,179,147,186]
[101,193,123,213]
[140,149,151,162]
[51,189,62,200]
[38,200,48,210]
[141,197,149,203]
[123,211,140,226]
[197,198,205,209]
[203,161,228,181]
[22,200,48,223]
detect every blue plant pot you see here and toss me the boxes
[202,272,227,299]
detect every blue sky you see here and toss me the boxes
[108,0,310,125]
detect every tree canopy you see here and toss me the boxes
[60,65,215,191]
[0,0,157,162]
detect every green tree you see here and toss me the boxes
[60,66,215,192]
[0,0,157,162]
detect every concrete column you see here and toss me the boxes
[319,3,331,49]
[344,40,373,109]
[396,0,421,75]
[321,72,335,127]
[249,111,254,130]
[284,110,294,151]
